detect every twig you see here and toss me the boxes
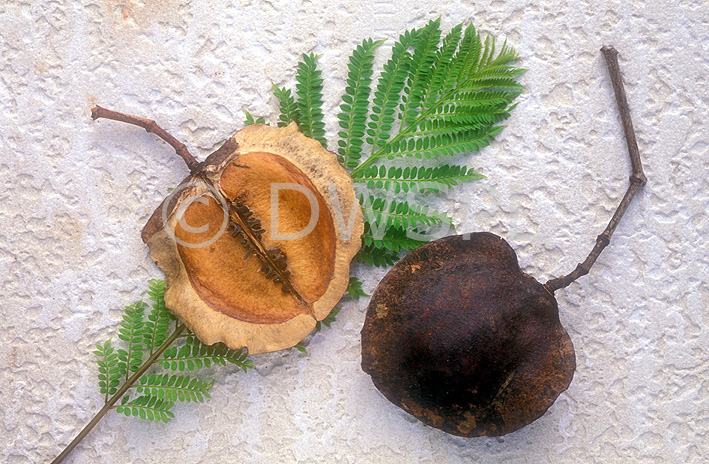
[91,106,201,174]
[544,46,646,294]
[51,324,187,464]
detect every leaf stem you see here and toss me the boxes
[544,47,646,293]
[51,323,187,464]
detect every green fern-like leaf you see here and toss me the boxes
[295,53,327,147]
[355,242,400,267]
[349,20,522,176]
[135,373,213,403]
[243,109,267,126]
[346,277,370,301]
[360,195,451,231]
[143,280,175,353]
[352,21,520,260]
[94,339,121,401]
[115,394,175,423]
[357,199,450,264]
[117,301,146,381]
[273,84,299,127]
[262,20,521,264]
[159,336,253,373]
[382,124,505,159]
[361,223,428,255]
[366,29,417,151]
[315,306,341,332]
[293,341,308,354]
[354,164,483,194]
[337,38,384,170]
[420,23,463,112]
[399,18,442,125]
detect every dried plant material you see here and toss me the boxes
[360,47,646,437]
[361,233,575,436]
[91,104,363,355]
[142,123,363,354]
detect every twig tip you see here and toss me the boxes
[600,46,618,57]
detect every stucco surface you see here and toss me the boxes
[1,0,708,463]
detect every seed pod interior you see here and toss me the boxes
[142,123,363,354]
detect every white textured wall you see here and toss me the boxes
[1,0,707,463]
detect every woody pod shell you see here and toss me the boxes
[142,123,363,354]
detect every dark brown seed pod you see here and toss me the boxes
[360,47,646,437]
[361,232,576,436]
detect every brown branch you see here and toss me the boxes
[91,105,201,174]
[544,47,647,294]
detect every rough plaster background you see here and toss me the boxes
[1,0,707,463]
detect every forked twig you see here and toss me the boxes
[544,46,647,293]
[91,105,201,173]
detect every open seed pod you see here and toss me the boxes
[361,233,575,437]
[142,123,363,354]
